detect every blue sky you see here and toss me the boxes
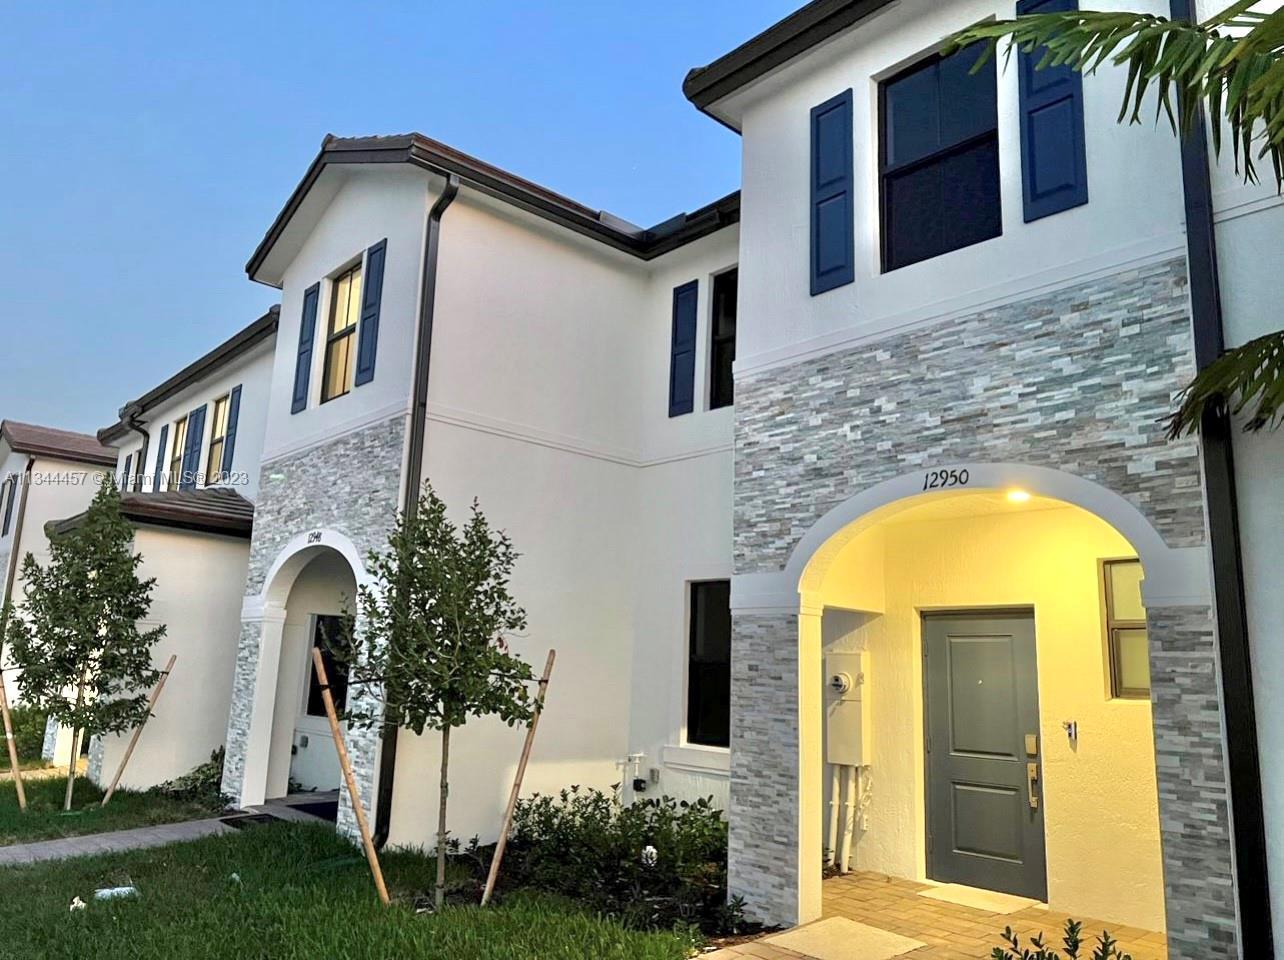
[0,0,796,434]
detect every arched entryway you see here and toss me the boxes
[727,464,1216,939]
[223,529,375,820]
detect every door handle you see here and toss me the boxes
[1027,762,1040,810]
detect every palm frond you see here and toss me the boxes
[946,5,1284,188]
[1167,330,1284,437]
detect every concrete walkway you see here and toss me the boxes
[0,817,232,866]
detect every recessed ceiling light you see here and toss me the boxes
[1007,489,1032,504]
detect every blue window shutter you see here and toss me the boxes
[291,284,320,414]
[179,404,206,491]
[811,89,855,296]
[668,280,699,417]
[221,385,242,474]
[1018,0,1088,221]
[353,239,386,386]
[121,454,133,491]
[153,424,168,491]
[2,478,14,535]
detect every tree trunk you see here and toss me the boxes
[63,670,89,812]
[435,725,451,911]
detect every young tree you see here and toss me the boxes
[4,481,164,810]
[948,2,1284,435]
[337,482,534,910]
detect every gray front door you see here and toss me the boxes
[924,612,1046,900]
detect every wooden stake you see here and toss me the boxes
[0,666,27,811]
[481,648,556,907]
[101,654,176,807]
[63,669,90,812]
[312,647,390,906]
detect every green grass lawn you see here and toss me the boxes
[0,820,696,959]
[0,775,226,846]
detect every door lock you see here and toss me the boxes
[1027,762,1040,810]
[1025,733,1038,757]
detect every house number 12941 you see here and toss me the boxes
[922,468,969,491]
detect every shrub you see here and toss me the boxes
[504,786,745,935]
[9,705,49,764]
[992,921,1133,960]
[153,749,229,808]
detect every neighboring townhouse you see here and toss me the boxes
[224,134,741,843]
[0,420,115,715]
[49,307,277,790]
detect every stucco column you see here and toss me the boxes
[727,604,823,927]
[221,602,286,806]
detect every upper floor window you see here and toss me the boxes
[205,394,231,483]
[1,476,15,536]
[687,579,731,748]
[880,47,1000,272]
[322,262,363,403]
[710,269,738,410]
[1103,558,1150,699]
[167,415,188,492]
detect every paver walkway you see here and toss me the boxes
[708,872,1168,960]
[0,817,231,866]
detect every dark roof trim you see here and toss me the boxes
[683,0,897,114]
[49,489,254,540]
[98,306,279,444]
[246,134,740,280]
[0,421,116,467]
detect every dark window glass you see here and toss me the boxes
[687,580,731,748]
[880,47,1000,271]
[710,269,738,410]
[306,614,351,717]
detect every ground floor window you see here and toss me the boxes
[1103,558,1150,699]
[687,580,731,748]
[305,614,350,716]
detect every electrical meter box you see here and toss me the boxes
[825,652,870,766]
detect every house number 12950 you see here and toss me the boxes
[922,468,970,491]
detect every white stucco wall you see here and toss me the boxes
[92,526,248,790]
[382,192,738,846]
[112,337,274,500]
[262,168,428,462]
[725,0,1183,376]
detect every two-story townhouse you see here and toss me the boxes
[0,420,115,760]
[223,137,742,845]
[680,0,1277,957]
[47,307,277,790]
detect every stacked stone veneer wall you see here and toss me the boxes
[731,258,1237,959]
[222,415,406,838]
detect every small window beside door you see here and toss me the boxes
[687,580,731,748]
[1103,559,1150,699]
[305,615,351,717]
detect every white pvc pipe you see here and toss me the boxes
[839,765,858,873]
[826,764,841,867]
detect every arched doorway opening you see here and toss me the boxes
[261,549,356,818]
[807,488,1166,935]
[727,464,1214,944]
